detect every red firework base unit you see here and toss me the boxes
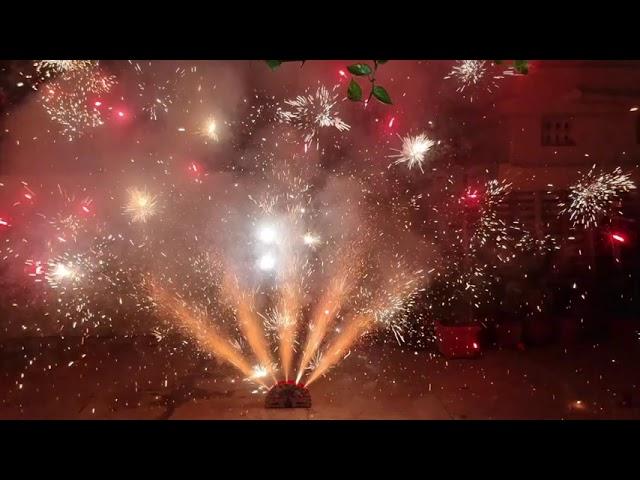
[435,322,483,359]
[265,381,312,409]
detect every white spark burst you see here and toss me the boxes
[560,165,636,228]
[303,232,320,246]
[389,133,436,172]
[279,85,350,149]
[444,60,503,102]
[200,117,219,142]
[35,60,95,75]
[125,188,159,223]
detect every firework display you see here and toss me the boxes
[0,59,639,419]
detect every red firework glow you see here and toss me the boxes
[611,233,626,243]
[462,189,481,207]
[188,161,205,182]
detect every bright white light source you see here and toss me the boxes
[52,263,74,281]
[258,253,276,271]
[303,232,320,246]
[257,224,277,244]
[251,364,269,379]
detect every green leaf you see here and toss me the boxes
[347,79,363,101]
[513,60,529,74]
[265,60,282,70]
[376,60,388,64]
[493,60,503,65]
[347,63,372,76]
[372,85,392,104]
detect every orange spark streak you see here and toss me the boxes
[295,273,349,383]
[222,273,276,381]
[304,314,372,386]
[151,284,257,382]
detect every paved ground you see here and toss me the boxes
[1,331,640,419]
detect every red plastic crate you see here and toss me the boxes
[435,322,482,358]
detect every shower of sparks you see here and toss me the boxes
[40,65,116,139]
[389,133,436,172]
[444,60,504,102]
[3,59,639,404]
[470,179,512,248]
[259,308,296,342]
[279,84,350,149]
[129,61,178,121]
[125,188,159,223]
[366,265,425,343]
[559,165,636,228]
[46,261,78,287]
[35,60,95,75]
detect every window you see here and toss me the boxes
[541,116,575,146]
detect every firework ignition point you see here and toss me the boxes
[265,380,312,409]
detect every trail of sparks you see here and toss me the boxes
[150,283,261,384]
[222,273,277,382]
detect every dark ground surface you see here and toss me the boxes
[1,325,640,420]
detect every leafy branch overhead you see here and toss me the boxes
[264,60,392,105]
[346,61,391,104]
[493,60,530,75]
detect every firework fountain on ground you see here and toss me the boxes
[0,61,637,397]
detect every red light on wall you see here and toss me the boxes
[0,216,10,228]
[338,69,347,79]
[388,116,396,128]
